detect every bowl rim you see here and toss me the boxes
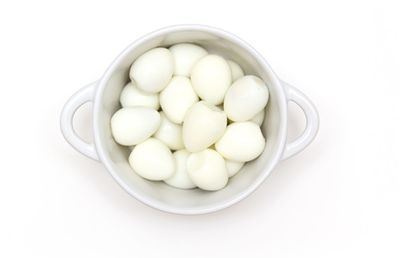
[93,24,288,215]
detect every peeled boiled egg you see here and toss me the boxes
[183,101,227,152]
[187,149,228,191]
[129,138,175,180]
[111,107,160,146]
[225,160,244,177]
[227,60,244,82]
[169,43,208,76]
[154,112,184,150]
[120,82,159,109]
[130,48,174,93]
[160,76,199,124]
[250,109,265,126]
[164,150,196,189]
[215,121,265,162]
[224,75,269,122]
[191,55,231,105]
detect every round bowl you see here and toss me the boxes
[60,25,319,215]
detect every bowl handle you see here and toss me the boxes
[60,82,99,161]
[280,81,319,160]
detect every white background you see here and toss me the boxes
[0,0,399,257]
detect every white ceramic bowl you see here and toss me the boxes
[60,25,319,215]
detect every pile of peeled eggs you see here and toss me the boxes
[110,43,269,191]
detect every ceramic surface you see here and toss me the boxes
[60,25,319,215]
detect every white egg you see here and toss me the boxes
[129,138,175,180]
[224,75,269,122]
[191,55,232,105]
[111,107,160,146]
[250,109,265,126]
[187,149,228,191]
[183,101,227,152]
[215,122,265,162]
[164,150,196,189]
[227,60,244,81]
[160,76,199,124]
[120,82,159,109]
[169,43,208,76]
[225,160,244,177]
[154,112,184,150]
[130,48,174,93]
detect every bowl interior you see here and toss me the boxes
[94,26,286,214]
